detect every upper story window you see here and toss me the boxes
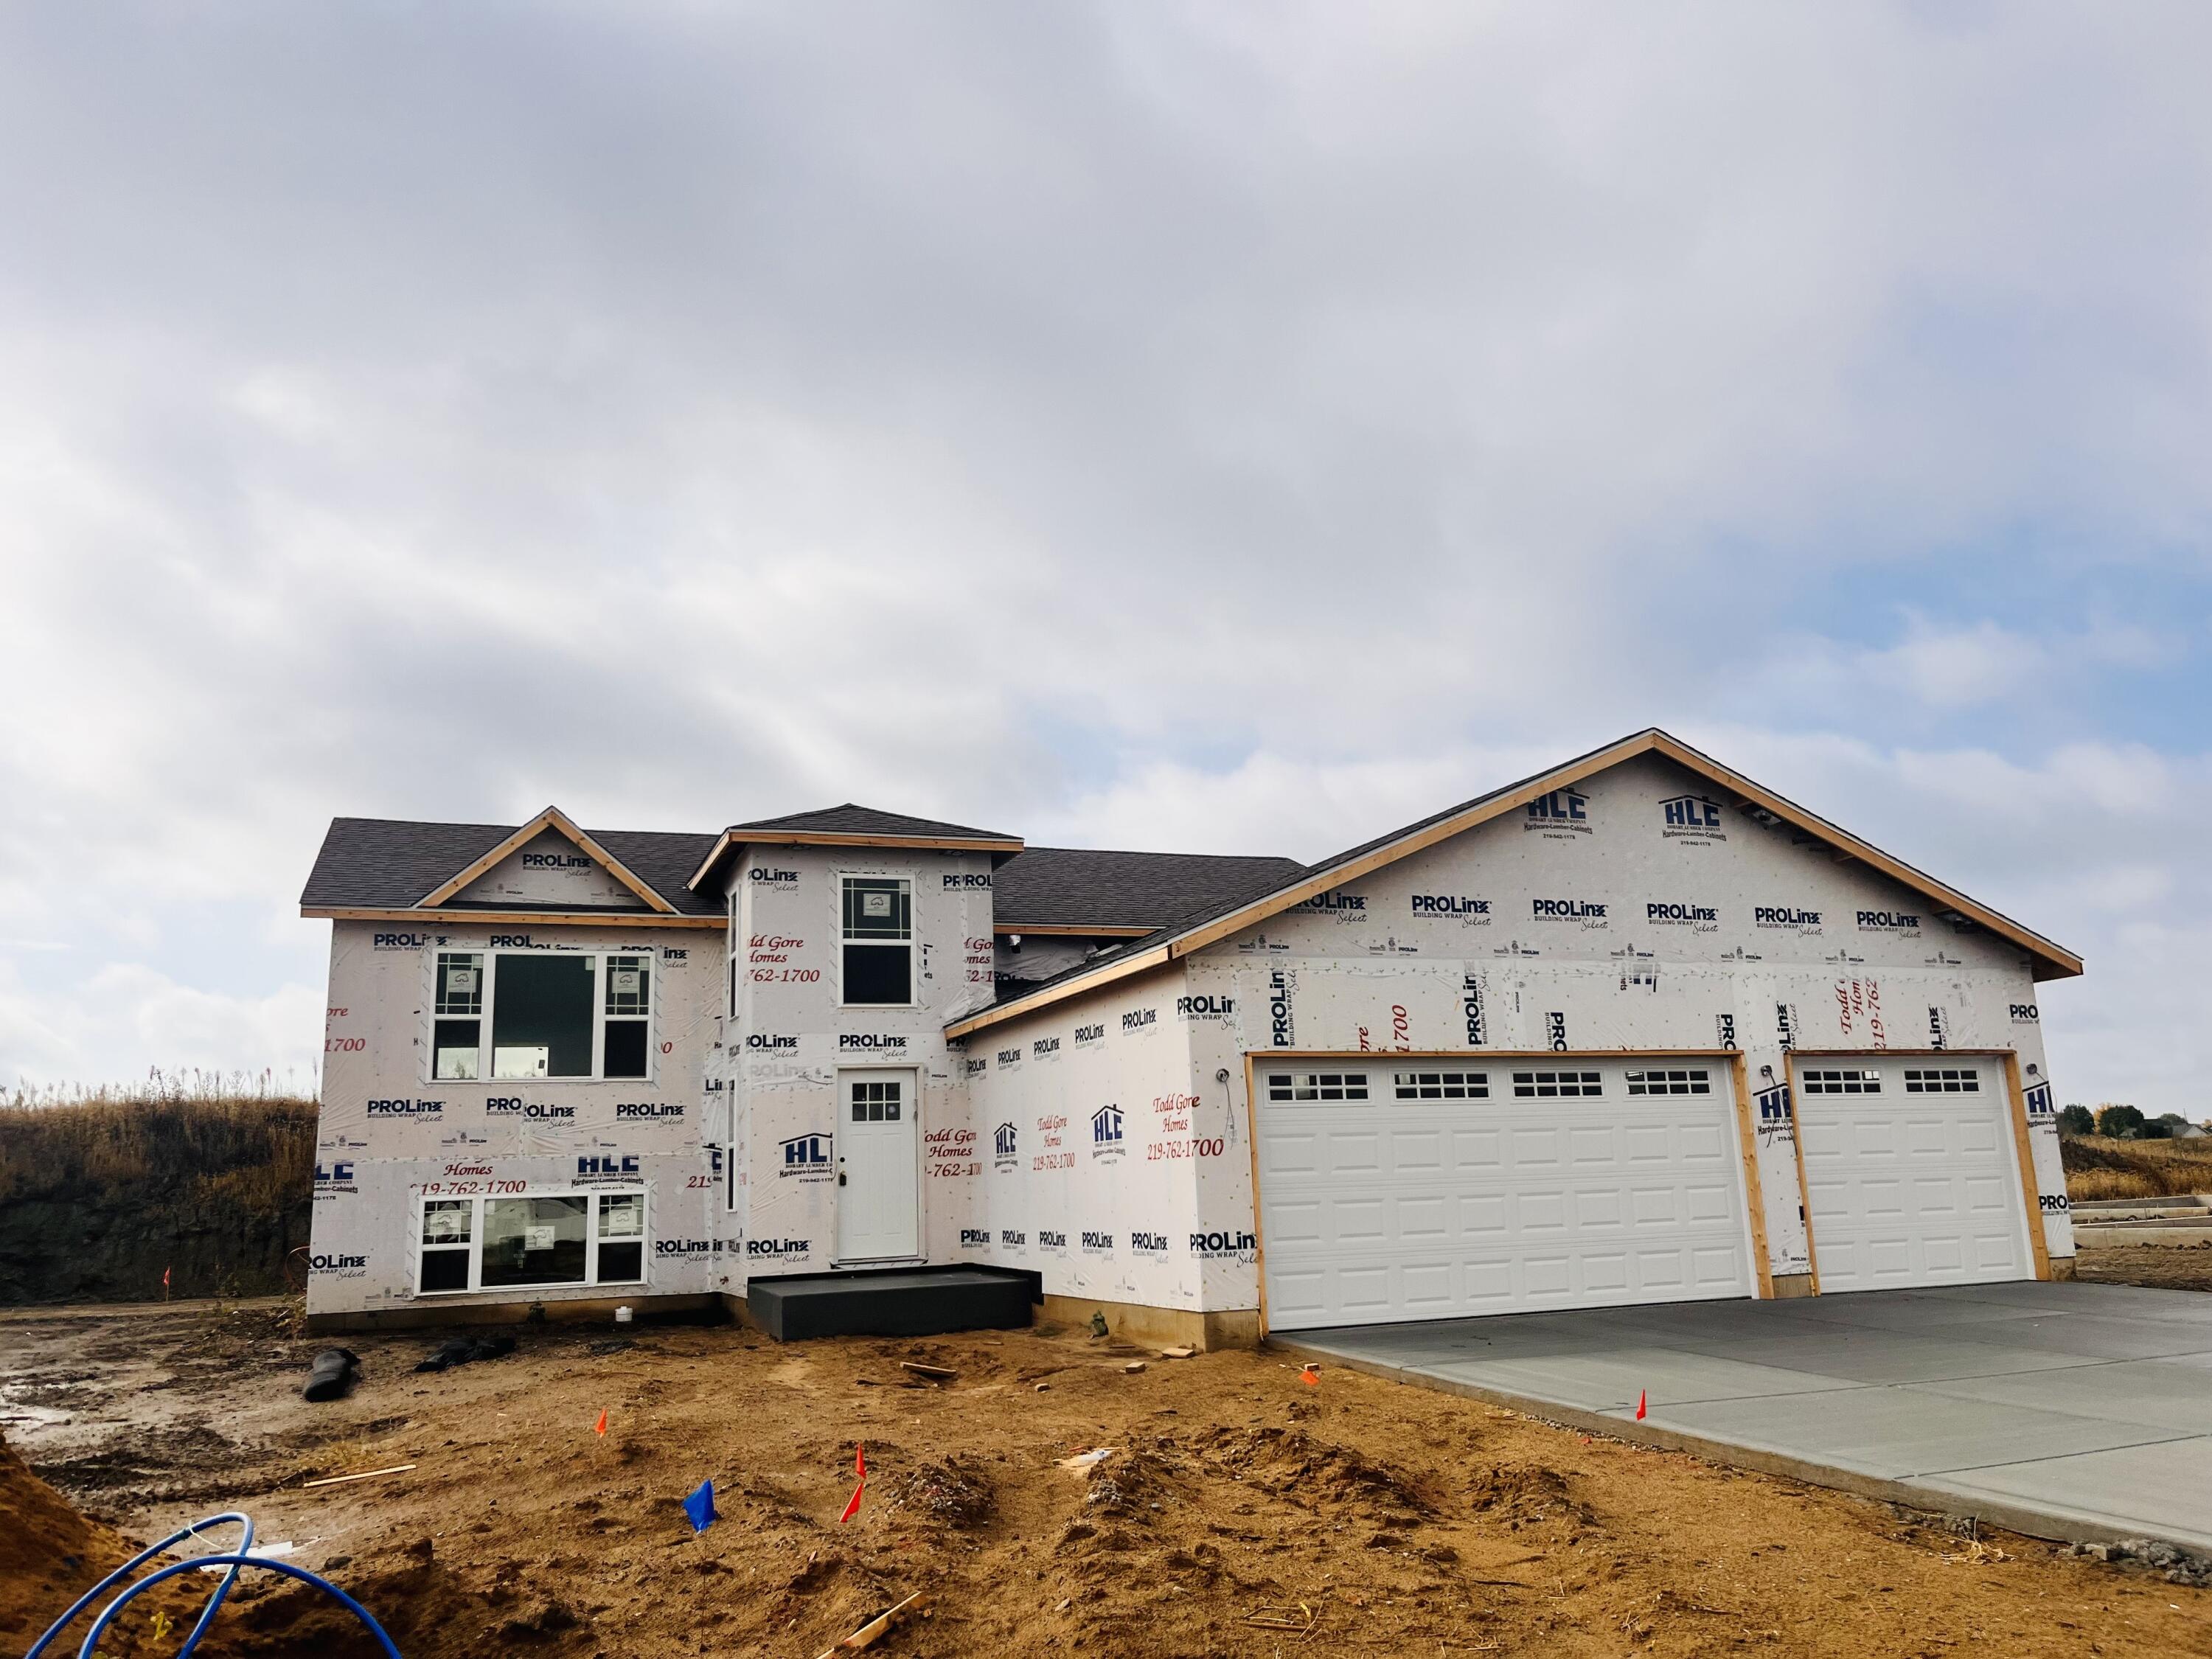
[431,950,652,1082]
[841,877,913,1006]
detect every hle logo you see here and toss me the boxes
[779,1133,833,1180]
[992,1122,1019,1167]
[1658,793,1726,844]
[1754,1084,1793,1138]
[1091,1104,1126,1160]
[1524,787,1593,837]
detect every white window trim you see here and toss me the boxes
[430,947,657,1085]
[414,1187,649,1296]
[835,871,918,1011]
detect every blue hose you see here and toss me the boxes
[25,1511,252,1659]
[72,1556,403,1659]
[26,1514,403,1659]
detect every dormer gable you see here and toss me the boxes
[420,806,678,915]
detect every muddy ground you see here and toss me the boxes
[4,1301,2211,1658]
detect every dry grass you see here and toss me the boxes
[0,1074,317,1302]
[2061,1133,2212,1202]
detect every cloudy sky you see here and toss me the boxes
[0,4,2205,1109]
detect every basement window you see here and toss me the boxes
[418,1200,473,1293]
[429,950,655,1082]
[1267,1071,1371,1102]
[414,1189,647,1295]
[1393,1071,1489,1100]
[1625,1068,1713,1096]
[1904,1068,1980,1094]
[841,877,914,1006]
[1803,1068,1882,1095]
[1511,1070,1603,1098]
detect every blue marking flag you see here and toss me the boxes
[683,1478,717,1534]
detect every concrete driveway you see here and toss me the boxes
[1273,1281,2212,1554]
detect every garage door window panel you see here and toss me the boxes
[1393,1071,1488,1101]
[1803,1068,1882,1094]
[1625,1068,1712,1096]
[1267,1072,1371,1102]
[1512,1071,1602,1098]
[1904,1067,1981,1093]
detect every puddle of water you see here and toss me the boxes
[0,1394,74,1427]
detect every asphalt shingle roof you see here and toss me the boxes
[992,847,1306,931]
[721,803,1021,844]
[301,818,723,917]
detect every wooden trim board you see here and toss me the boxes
[1781,1055,1821,1294]
[2002,1051,2054,1281]
[1240,1051,1272,1340]
[1728,1053,1775,1298]
[302,907,724,930]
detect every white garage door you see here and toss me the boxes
[1798,1060,2031,1292]
[1256,1057,1754,1332]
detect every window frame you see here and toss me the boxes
[838,873,916,1009]
[428,947,656,1085]
[413,1187,649,1296]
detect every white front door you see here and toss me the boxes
[1256,1057,1754,1331]
[1798,1058,2031,1291]
[836,1069,920,1263]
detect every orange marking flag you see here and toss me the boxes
[594,1408,608,1437]
[839,1442,867,1523]
[1635,1390,1647,1421]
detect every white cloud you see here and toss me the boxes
[0,5,2206,1105]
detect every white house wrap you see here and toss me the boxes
[299,731,2079,1344]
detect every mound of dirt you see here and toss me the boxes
[1183,1423,1432,1520]
[1463,1459,1592,1526]
[883,1455,995,1527]
[0,1430,201,1657]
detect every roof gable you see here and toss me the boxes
[945,728,2083,1037]
[301,814,721,920]
[420,806,677,914]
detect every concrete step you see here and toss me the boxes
[746,1265,1037,1341]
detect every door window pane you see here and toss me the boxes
[481,1195,588,1287]
[851,1080,902,1122]
[491,954,594,1078]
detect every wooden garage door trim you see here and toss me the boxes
[1785,1048,2048,1287]
[1243,1048,1765,1335]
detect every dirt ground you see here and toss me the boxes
[2074,1243,2212,1293]
[5,1301,2211,1658]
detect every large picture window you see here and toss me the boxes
[431,950,653,1082]
[841,877,913,1006]
[414,1189,646,1295]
